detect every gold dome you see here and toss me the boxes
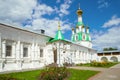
[76,9,83,16]
[86,26,89,29]
[76,25,79,28]
[82,25,84,28]
[72,27,74,30]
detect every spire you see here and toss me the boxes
[58,21,60,30]
[54,22,64,40]
[76,3,83,16]
[76,3,83,26]
[49,21,64,42]
[78,3,80,9]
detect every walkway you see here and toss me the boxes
[69,63,120,80]
[90,63,120,80]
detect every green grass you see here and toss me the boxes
[0,70,42,80]
[0,69,99,80]
[76,62,119,68]
[68,69,99,80]
[102,62,119,68]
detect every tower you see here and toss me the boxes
[49,21,64,42]
[71,4,92,48]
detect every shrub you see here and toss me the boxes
[90,61,111,67]
[38,67,70,80]
[0,75,20,80]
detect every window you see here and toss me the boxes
[23,47,28,57]
[82,34,85,40]
[40,49,43,57]
[76,35,78,41]
[6,45,12,57]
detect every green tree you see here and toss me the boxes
[103,47,118,51]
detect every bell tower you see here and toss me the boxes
[71,3,92,48]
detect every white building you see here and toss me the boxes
[97,50,120,62]
[0,6,97,72]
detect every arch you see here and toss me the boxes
[110,56,118,62]
[101,57,108,62]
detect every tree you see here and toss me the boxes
[103,47,118,51]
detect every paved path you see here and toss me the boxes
[69,63,120,80]
[90,63,120,80]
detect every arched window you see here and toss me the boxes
[101,57,108,62]
[76,35,78,41]
[82,34,86,40]
[110,56,118,62]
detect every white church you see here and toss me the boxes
[0,7,97,72]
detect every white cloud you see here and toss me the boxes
[56,0,60,3]
[32,4,55,18]
[102,15,120,28]
[25,17,71,37]
[92,25,120,50]
[98,0,109,9]
[0,0,72,38]
[0,0,36,24]
[59,0,72,16]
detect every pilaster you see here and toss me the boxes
[15,41,22,69]
[20,43,23,58]
[2,40,6,58]
[0,33,1,58]
[16,41,21,59]
[12,42,16,58]
[31,43,35,60]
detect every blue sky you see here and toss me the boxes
[0,0,120,51]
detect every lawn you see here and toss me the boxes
[0,69,99,80]
[76,62,119,68]
[68,69,99,80]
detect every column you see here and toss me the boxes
[0,33,3,71]
[16,41,22,69]
[83,51,85,62]
[20,43,23,58]
[2,40,6,58]
[86,52,89,62]
[16,41,21,59]
[31,43,35,60]
[12,42,16,58]
[76,50,78,63]
[0,40,6,71]
[28,44,31,59]
[80,51,82,63]
[34,44,38,60]
[0,33,1,58]
[31,43,35,68]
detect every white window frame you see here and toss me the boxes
[6,45,12,57]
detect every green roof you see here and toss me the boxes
[49,30,64,42]
[78,32,82,41]
[54,30,64,40]
[77,22,84,26]
[86,33,90,41]
[71,34,75,42]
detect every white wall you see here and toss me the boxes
[0,23,97,72]
[98,55,120,62]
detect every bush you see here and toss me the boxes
[0,75,20,80]
[90,61,112,67]
[76,61,117,68]
[38,67,70,80]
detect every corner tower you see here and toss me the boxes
[71,4,92,48]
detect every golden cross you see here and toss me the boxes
[58,21,60,30]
